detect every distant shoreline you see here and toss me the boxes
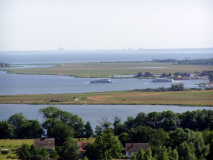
[1,47,213,53]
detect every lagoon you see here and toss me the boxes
[0,71,208,95]
[0,104,212,129]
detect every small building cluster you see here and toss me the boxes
[33,138,149,159]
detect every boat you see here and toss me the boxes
[185,56,192,59]
[151,78,173,82]
[90,78,113,83]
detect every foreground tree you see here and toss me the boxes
[203,130,213,160]
[62,137,80,160]
[18,120,44,139]
[178,141,197,160]
[8,113,27,128]
[113,116,124,135]
[8,113,27,138]
[48,123,74,146]
[86,133,124,160]
[84,121,93,138]
[39,106,85,137]
[0,120,14,138]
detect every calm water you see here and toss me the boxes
[0,71,208,95]
[0,104,212,129]
[0,51,212,129]
[0,52,212,64]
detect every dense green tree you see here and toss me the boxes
[49,150,59,160]
[84,143,99,160]
[128,126,168,146]
[29,144,39,157]
[136,148,145,160]
[169,83,184,91]
[158,146,169,160]
[123,116,136,131]
[136,71,143,77]
[194,133,210,160]
[160,110,178,131]
[39,106,85,137]
[40,148,49,158]
[202,130,213,160]
[0,120,14,138]
[168,128,195,149]
[134,112,147,127]
[86,133,124,160]
[17,144,54,160]
[8,113,27,128]
[18,120,44,139]
[113,116,124,135]
[179,111,197,130]
[49,123,74,146]
[118,132,129,147]
[42,118,62,137]
[132,154,137,160]
[146,112,162,129]
[8,113,27,138]
[150,129,168,147]
[177,59,213,65]
[144,148,152,160]
[203,110,213,130]
[33,155,46,160]
[84,121,93,138]
[62,137,80,160]
[17,144,32,160]
[168,148,178,160]
[178,141,197,160]
[128,126,153,143]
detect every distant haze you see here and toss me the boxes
[0,0,213,51]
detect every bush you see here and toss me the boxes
[7,155,12,159]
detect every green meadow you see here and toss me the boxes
[0,90,212,106]
[0,139,33,160]
[1,62,212,78]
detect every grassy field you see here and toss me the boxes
[0,90,212,106]
[0,139,33,160]
[1,62,212,78]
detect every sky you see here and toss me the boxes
[0,0,213,51]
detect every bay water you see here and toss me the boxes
[0,104,212,129]
[0,51,212,129]
[0,71,208,95]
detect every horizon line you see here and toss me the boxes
[1,47,213,52]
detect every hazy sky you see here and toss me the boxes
[0,0,213,51]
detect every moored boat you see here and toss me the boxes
[151,78,173,82]
[90,78,113,83]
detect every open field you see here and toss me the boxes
[0,139,33,160]
[1,62,212,78]
[0,90,212,106]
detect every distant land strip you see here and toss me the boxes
[0,90,212,107]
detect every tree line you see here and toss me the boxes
[176,58,213,65]
[151,58,213,65]
[1,107,213,159]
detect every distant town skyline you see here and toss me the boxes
[0,0,213,52]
